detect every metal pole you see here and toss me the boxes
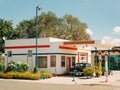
[95,47,98,77]
[108,49,110,71]
[95,47,97,66]
[35,5,42,67]
[72,70,76,82]
[36,6,38,67]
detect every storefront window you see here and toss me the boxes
[50,56,56,67]
[80,53,86,62]
[38,56,47,68]
[61,56,65,67]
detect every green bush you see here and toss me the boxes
[98,61,102,76]
[33,66,38,73]
[17,62,29,72]
[0,63,4,72]
[0,72,3,78]
[83,67,95,78]
[6,61,29,72]
[6,61,17,72]
[40,70,53,79]
[0,71,40,80]
[0,70,53,80]
[102,67,106,75]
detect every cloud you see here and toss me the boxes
[112,38,120,45]
[101,36,120,46]
[113,26,120,34]
[86,29,93,36]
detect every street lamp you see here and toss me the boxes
[95,47,98,66]
[36,5,42,67]
[108,49,110,71]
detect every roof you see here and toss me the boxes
[112,46,120,50]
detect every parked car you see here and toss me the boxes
[70,63,92,76]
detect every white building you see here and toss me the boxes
[5,37,94,75]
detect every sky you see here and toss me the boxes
[0,0,120,45]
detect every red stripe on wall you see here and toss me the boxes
[59,46,77,50]
[5,45,50,49]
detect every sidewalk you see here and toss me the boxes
[36,71,120,86]
[0,71,120,86]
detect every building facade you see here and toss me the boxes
[5,37,94,75]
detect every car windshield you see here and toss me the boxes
[75,63,84,67]
[75,63,91,67]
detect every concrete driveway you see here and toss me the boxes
[34,71,120,86]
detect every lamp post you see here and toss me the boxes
[36,5,42,67]
[72,70,77,82]
[108,49,110,71]
[95,47,97,66]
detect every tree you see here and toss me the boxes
[0,18,19,40]
[38,12,58,37]
[16,12,91,40]
[0,18,19,53]
[57,14,90,40]
[16,20,31,38]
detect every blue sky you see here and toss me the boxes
[0,0,120,45]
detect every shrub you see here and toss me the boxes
[0,71,40,80]
[1,72,15,79]
[17,72,31,79]
[83,67,95,78]
[102,67,106,75]
[0,63,4,72]
[98,61,102,76]
[6,61,17,72]
[0,72,3,78]
[40,70,53,79]
[6,61,29,73]
[29,73,40,80]
[33,66,38,73]
[17,62,29,72]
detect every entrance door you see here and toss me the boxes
[66,57,71,72]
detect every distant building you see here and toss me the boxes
[91,46,120,70]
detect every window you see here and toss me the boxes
[38,56,47,68]
[50,56,56,67]
[7,51,12,57]
[28,50,32,57]
[81,53,86,60]
[72,57,75,66]
[80,53,86,62]
[61,56,65,67]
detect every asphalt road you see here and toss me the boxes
[0,80,120,90]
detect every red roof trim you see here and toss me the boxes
[5,45,50,49]
[59,46,77,50]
